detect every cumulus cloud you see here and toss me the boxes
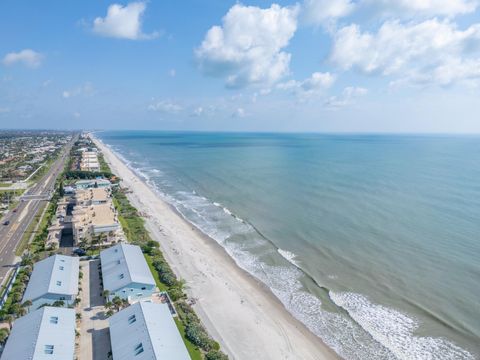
[302,0,354,26]
[361,0,478,18]
[324,86,368,108]
[278,72,336,98]
[2,49,43,68]
[92,2,158,40]
[330,19,480,85]
[148,100,183,113]
[302,0,477,26]
[62,82,95,98]
[195,4,299,88]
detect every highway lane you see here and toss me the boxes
[0,136,77,284]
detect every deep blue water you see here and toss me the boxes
[99,131,480,359]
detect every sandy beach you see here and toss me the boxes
[93,135,339,360]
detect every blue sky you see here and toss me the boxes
[1,0,480,132]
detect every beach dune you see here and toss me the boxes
[94,136,338,360]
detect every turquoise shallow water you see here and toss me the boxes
[99,131,480,359]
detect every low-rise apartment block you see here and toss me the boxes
[100,243,156,302]
[22,255,79,310]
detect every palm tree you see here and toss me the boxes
[52,300,65,307]
[22,300,32,309]
[102,290,110,299]
[112,296,123,312]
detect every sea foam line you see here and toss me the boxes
[330,292,475,360]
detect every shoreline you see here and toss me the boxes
[93,135,340,360]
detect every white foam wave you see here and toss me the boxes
[103,144,474,360]
[278,248,301,267]
[330,291,475,360]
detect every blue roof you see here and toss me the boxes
[1,307,75,360]
[109,302,190,360]
[23,255,79,303]
[100,244,155,293]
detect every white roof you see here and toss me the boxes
[100,244,155,293]
[1,307,75,360]
[109,302,190,360]
[23,255,79,303]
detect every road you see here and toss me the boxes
[0,135,77,285]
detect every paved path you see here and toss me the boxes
[78,259,111,360]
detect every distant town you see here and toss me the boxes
[0,131,227,360]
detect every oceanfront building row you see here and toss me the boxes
[2,244,189,359]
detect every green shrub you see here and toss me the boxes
[206,350,229,360]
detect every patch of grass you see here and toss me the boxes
[15,202,48,256]
[175,317,203,360]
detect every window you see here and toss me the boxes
[137,293,143,297]
[134,343,144,356]
[60,259,65,262]
[49,316,58,324]
[59,266,64,270]
[141,287,146,290]
[119,274,124,279]
[56,281,62,286]
[116,260,121,265]
[114,248,118,253]
[44,345,54,355]
[128,314,136,324]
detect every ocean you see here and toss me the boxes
[98,131,480,359]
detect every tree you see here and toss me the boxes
[112,296,123,311]
[206,350,229,360]
[4,315,13,330]
[52,300,65,307]
[0,328,9,345]
[22,300,32,308]
[102,290,110,299]
[58,181,65,197]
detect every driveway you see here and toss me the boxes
[77,259,111,360]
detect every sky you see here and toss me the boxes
[0,0,480,133]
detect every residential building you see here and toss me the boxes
[100,244,156,302]
[23,255,79,310]
[72,203,119,243]
[75,178,111,190]
[109,302,190,360]
[1,307,75,360]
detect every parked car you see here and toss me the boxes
[73,248,86,256]
[3,220,10,226]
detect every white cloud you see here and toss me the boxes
[148,100,183,113]
[302,0,477,26]
[232,107,246,118]
[278,72,336,99]
[2,49,43,68]
[62,82,95,98]
[302,0,354,26]
[330,19,480,85]
[324,86,368,108]
[92,2,158,40]
[192,106,204,116]
[73,112,81,119]
[195,4,299,88]
[0,107,10,114]
[361,0,478,18]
